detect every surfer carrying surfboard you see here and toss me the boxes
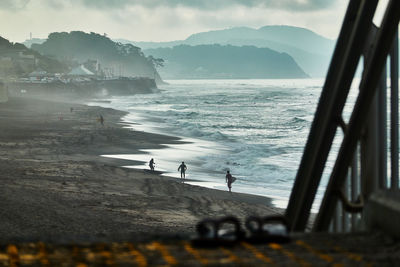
[149,158,155,171]
[178,161,187,179]
[226,170,236,193]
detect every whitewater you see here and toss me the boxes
[95,79,359,210]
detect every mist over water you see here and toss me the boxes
[98,79,359,210]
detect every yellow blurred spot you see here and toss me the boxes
[241,242,273,264]
[127,243,147,267]
[220,247,241,264]
[147,242,177,265]
[6,245,18,256]
[296,240,338,265]
[183,242,209,265]
[269,242,310,266]
[7,245,19,267]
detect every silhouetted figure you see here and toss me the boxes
[149,158,155,171]
[226,170,233,193]
[70,107,73,113]
[178,162,187,179]
[99,115,104,126]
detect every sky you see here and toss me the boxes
[0,0,390,43]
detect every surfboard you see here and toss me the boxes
[232,176,237,183]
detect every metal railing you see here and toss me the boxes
[285,0,400,233]
[330,27,399,233]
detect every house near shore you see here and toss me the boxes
[28,68,49,81]
[29,68,47,77]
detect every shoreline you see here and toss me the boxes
[94,98,271,204]
[0,96,283,242]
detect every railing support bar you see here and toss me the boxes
[351,150,359,231]
[378,67,387,189]
[390,30,399,189]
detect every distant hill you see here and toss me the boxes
[144,44,308,79]
[0,36,67,77]
[31,31,163,83]
[115,38,183,50]
[185,26,333,54]
[125,25,335,77]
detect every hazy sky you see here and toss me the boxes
[0,0,389,43]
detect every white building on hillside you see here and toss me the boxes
[68,65,95,76]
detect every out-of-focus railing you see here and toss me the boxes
[285,0,400,233]
[330,28,399,233]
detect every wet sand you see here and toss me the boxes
[0,97,283,242]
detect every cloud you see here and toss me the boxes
[92,0,335,10]
[0,0,30,10]
[19,0,336,12]
[0,0,345,43]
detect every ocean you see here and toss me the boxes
[93,79,360,210]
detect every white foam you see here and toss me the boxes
[98,79,336,209]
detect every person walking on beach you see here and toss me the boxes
[178,161,187,179]
[226,170,233,193]
[99,115,104,126]
[149,158,155,171]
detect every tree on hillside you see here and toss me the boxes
[31,31,162,81]
[147,56,164,68]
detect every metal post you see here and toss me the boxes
[351,149,359,232]
[378,67,387,189]
[342,174,350,232]
[390,30,399,189]
[361,28,379,196]
[314,0,400,231]
[333,205,338,232]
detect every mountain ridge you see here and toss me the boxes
[144,44,309,79]
[23,26,335,78]
[118,25,335,77]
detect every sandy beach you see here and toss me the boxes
[0,96,283,242]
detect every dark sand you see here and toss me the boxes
[0,97,283,242]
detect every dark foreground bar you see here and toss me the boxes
[1,232,399,266]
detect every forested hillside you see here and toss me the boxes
[0,36,67,77]
[127,25,335,77]
[31,31,163,82]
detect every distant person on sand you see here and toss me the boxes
[226,170,233,193]
[149,158,155,171]
[178,161,187,179]
[99,115,104,126]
